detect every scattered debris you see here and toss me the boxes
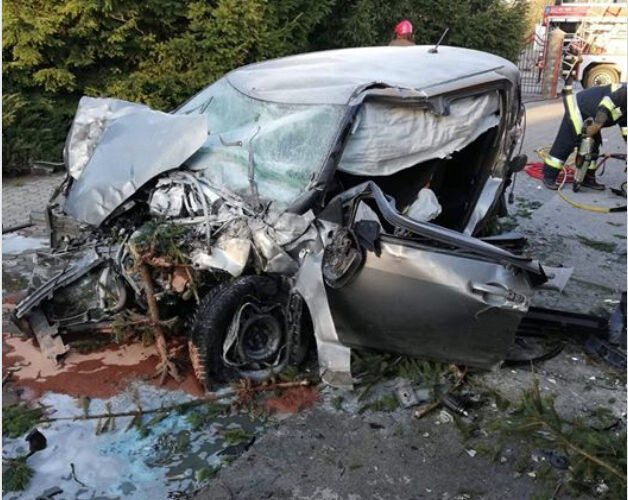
[34,486,63,500]
[264,385,319,414]
[435,410,454,424]
[470,380,627,498]
[69,463,88,487]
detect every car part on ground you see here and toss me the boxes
[510,306,626,370]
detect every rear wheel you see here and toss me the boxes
[583,64,619,89]
[188,275,309,389]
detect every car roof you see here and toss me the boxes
[226,45,518,105]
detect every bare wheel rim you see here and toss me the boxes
[592,72,613,87]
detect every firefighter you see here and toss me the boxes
[389,20,415,46]
[543,83,627,190]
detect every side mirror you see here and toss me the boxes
[508,154,527,174]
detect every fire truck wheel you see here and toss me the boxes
[583,65,619,89]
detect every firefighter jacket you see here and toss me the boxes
[565,83,627,140]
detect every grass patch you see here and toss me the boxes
[195,466,217,482]
[576,235,617,253]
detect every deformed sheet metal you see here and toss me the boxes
[294,249,353,388]
[64,100,208,226]
[226,45,516,105]
[535,266,574,292]
[64,97,149,180]
[27,310,69,362]
[191,238,252,277]
[327,237,532,369]
[331,181,547,281]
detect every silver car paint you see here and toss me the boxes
[64,102,207,225]
[327,237,532,369]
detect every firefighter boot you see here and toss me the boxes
[582,170,605,190]
[542,164,560,190]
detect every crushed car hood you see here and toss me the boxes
[64,97,208,226]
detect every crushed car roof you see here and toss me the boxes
[226,45,519,105]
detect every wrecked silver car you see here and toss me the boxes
[13,46,571,389]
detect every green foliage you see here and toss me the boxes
[2,404,45,438]
[1,92,75,174]
[185,401,227,430]
[310,0,528,62]
[485,381,626,499]
[352,349,449,400]
[220,427,254,445]
[358,394,399,414]
[2,457,34,493]
[576,235,617,253]
[3,0,529,174]
[131,222,189,263]
[195,465,217,482]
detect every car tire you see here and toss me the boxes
[583,64,619,89]
[188,275,309,388]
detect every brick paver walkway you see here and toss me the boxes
[2,173,64,230]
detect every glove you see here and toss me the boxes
[586,123,602,137]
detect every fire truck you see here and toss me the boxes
[542,2,627,88]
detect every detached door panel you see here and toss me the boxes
[326,236,532,368]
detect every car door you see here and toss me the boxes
[326,233,532,369]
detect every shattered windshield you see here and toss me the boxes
[176,78,345,208]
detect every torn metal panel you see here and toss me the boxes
[250,221,299,275]
[64,100,207,226]
[27,310,69,362]
[331,181,547,281]
[64,96,149,180]
[14,250,105,320]
[294,249,353,388]
[191,238,251,277]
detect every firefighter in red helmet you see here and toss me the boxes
[390,20,415,46]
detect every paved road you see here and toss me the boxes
[1,173,64,230]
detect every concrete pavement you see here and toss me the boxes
[1,173,63,230]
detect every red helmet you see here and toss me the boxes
[394,20,413,37]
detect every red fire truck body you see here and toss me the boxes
[542,2,627,88]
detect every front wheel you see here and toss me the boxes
[188,275,310,389]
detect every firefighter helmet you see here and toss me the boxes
[394,20,413,37]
